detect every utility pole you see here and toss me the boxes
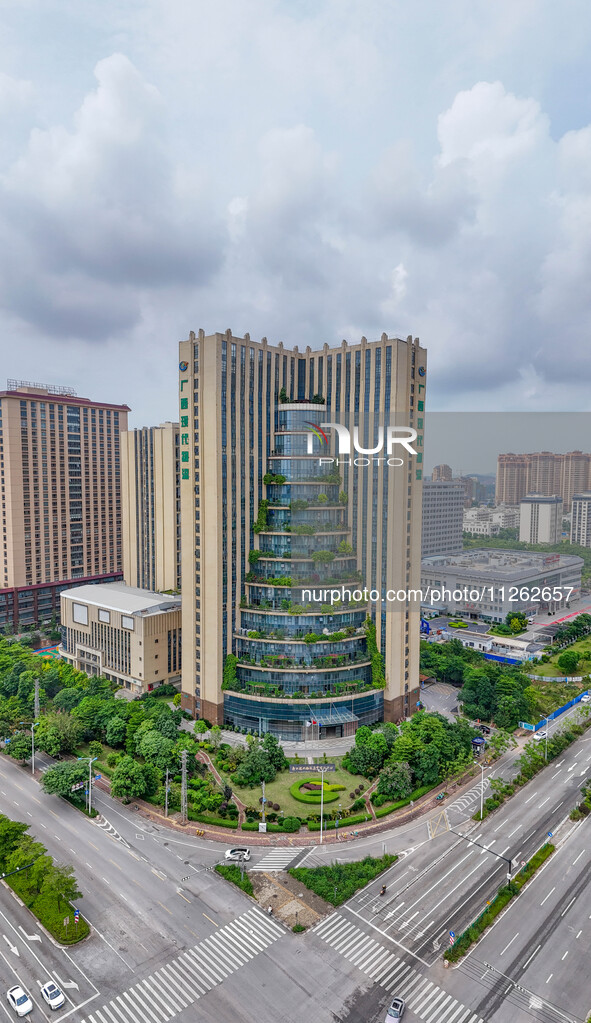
[317,763,333,844]
[34,678,40,720]
[164,767,169,818]
[31,722,38,776]
[180,750,188,824]
[261,779,266,825]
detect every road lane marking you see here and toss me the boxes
[561,950,568,960]
[540,887,555,906]
[572,850,585,865]
[546,974,553,983]
[102,877,111,886]
[524,793,538,803]
[576,930,582,938]
[157,901,173,916]
[522,944,541,970]
[537,797,550,807]
[500,933,519,956]
[553,801,564,810]
[560,897,576,917]
[507,825,521,837]
[202,913,218,926]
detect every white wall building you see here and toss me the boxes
[571,493,591,548]
[422,480,465,557]
[519,494,562,544]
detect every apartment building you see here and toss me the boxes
[571,493,591,548]
[0,380,129,628]
[121,422,181,593]
[421,480,464,557]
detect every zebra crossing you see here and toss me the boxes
[80,906,284,1023]
[446,779,490,817]
[250,847,304,871]
[313,914,485,1023]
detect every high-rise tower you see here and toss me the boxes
[178,331,426,740]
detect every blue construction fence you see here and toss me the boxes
[520,691,590,732]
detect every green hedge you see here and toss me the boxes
[188,812,238,828]
[289,853,396,906]
[242,821,286,832]
[444,844,554,962]
[289,779,346,804]
[307,811,371,831]
[215,864,254,897]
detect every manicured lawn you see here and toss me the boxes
[533,637,591,678]
[216,755,362,816]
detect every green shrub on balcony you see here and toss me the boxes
[312,550,335,563]
[222,654,238,691]
[249,549,262,564]
[317,493,328,503]
[365,616,386,688]
[253,499,269,534]
[304,632,321,643]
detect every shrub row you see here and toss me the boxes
[444,844,554,962]
[214,864,254,896]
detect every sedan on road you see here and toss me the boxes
[385,997,405,1020]
[534,730,547,742]
[7,986,33,1017]
[41,981,65,1009]
[581,694,590,703]
[225,847,251,861]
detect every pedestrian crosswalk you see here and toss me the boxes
[313,914,484,1023]
[80,907,284,1023]
[250,847,304,871]
[447,779,490,816]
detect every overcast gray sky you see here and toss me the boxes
[2,1,591,426]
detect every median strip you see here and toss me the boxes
[444,843,555,963]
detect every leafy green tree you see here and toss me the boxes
[41,761,89,797]
[172,693,182,707]
[105,716,127,747]
[233,744,276,787]
[6,734,32,762]
[376,762,413,800]
[52,687,84,712]
[558,650,579,674]
[262,732,289,771]
[88,740,103,759]
[194,719,208,734]
[141,763,161,798]
[6,836,48,898]
[137,730,174,771]
[35,712,84,755]
[40,863,82,909]
[0,815,29,871]
[110,756,148,802]
[210,725,222,749]
[154,713,178,740]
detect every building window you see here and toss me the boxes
[98,609,110,624]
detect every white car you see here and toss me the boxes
[580,694,591,704]
[7,986,33,1017]
[534,730,547,742]
[41,981,65,1009]
[224,847,251,862]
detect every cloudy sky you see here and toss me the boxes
[2,0,591,427]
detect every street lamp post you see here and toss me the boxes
[316,763,333,844]
[476,760,485,820]
[544,717,549,762]
[77,756,98,815]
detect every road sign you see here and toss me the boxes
[258,822,267,833]
[518,721,535,731]
[74,909,79,922]
[449,931,455,938]
[521,860,526,867]
[63,916,69,927]
[289,763,335,772]
[548,831,553,838]
[449,936,454,945]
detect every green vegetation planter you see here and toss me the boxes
[289,779,346,804]
[215,864,254,897]
[289,853,396,906]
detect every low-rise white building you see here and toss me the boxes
[420,549,583,622]
[59,582,182,694]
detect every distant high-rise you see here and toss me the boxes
[121,423,181,593]
[495,453,530,505]
[496,451,591,510]
[432,464,452,481]
[519,494,563,545]
[178,330,426,738]
[0,380,129,627]
[571,493,591,548]
[421,480,464,557]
